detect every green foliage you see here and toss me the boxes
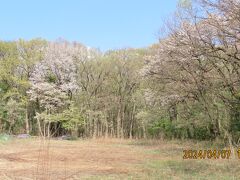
[229,100,240,143]
[0,10,239,144]
[0,134,11,143]
[52,103,85,131]
[148,115,213,140]
[148,118,175,139]
[46,71,57,84]
[0,81,9,93]
[191,126,212,140]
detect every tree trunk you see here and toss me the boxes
[105,114,108,138]
[121,105,125,138]
[43,122,46,137]
[37,118,43,137]
[117,108,121,138]
[8,122,12,134]
[47,122,51,138]
[129,103,135,139]
[169,104,177,121]
[105,123,108,138]
[25,107,29,134]
[93,119,97,139]
[142,123,146,139]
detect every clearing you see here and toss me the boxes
[0,138,239,179]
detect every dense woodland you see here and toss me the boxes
[0,0,239,146]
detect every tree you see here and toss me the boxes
[28,40,80,137]
[142,0,240,144]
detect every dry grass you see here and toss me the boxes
[0,138,150,179]
[0,138,239,179]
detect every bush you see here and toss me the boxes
[148,118,213,141]
[192,126,212,140]
[148,118,175,139]
[0,134,11,142]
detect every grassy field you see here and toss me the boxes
[0,138,239,179]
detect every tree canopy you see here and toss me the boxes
[0,0,239,147]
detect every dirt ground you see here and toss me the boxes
[0,138,162,179]
[0,138,239,180]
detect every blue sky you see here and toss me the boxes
[0,0,178,51]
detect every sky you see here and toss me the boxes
[0,0,178,51]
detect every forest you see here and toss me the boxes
[0,0,239,148]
